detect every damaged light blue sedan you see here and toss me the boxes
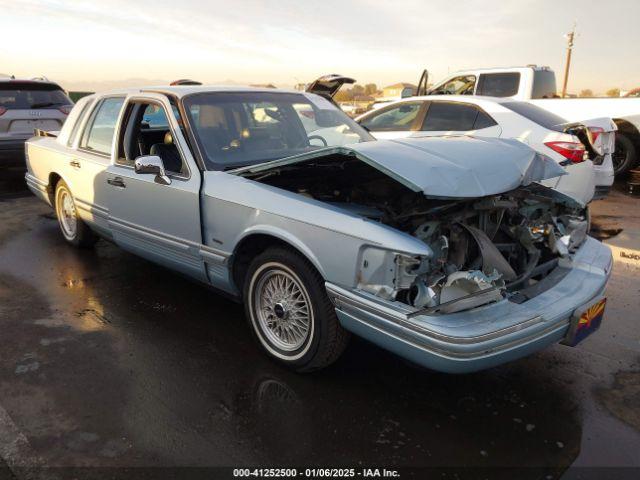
[24,85,612,372]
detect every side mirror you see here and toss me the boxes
[134,155,171,185]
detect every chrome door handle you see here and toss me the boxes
[107,177,126,188]
[69,160,81,169]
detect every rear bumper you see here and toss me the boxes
[327,237,612,373]
[592,154,615,195]
[593,185,612,200]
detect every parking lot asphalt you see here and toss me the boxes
[0,176,639,479]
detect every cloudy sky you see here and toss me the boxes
[1,0,638,94]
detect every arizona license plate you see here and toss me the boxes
[562,297,606,347]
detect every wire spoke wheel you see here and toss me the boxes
[56,187,77,240]
[253,267,312,352]
[245,248,349,371]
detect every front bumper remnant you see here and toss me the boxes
[327,237,612,373]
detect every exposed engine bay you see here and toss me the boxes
[241,154,589,314]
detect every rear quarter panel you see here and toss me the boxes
[25,136,74,199]
[25,96,96,208]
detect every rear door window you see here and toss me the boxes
[421,102,485,131]
[80,97,125,155]
[359,102,423,131]
[476,73,521,97]
[67,100,94,147]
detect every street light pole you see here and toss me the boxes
[561,23,576,98]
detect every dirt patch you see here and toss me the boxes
[596,370,640,432]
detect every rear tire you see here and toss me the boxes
[244,247,350,372]
[54,179,98,248]
[613,134,637,175]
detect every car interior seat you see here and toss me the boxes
[150,131,183,174]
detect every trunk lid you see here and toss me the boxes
[305,74,356,100]
[562,117,616,161]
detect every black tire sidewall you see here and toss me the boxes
[614,134,637,175]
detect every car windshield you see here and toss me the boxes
[0,82,72,109]
[183,91,374,170]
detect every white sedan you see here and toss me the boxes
[356,95,616,204]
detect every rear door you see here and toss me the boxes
[416,101,502,138]
[357,101,426,139]
[104,93,206,281]
[71,96,124,234]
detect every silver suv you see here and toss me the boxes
[0,76,73,170]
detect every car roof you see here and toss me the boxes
[356,96,518,120]
[446,65,552,74]
[0,78,62,88]
[396,94,515,104]
[87,85,305,98]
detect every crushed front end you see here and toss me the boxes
[356,184,592,315]
[238,138,613,372]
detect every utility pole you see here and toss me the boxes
[561,23,576,98]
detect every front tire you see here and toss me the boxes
[54,179,97,248]
[244,247,350,372]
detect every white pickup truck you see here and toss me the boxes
[425,66,640,175]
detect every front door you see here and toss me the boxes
[105,94,206,281]
[358,101,426,140]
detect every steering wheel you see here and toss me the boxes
[308,135,328,147]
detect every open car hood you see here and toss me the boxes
[236,136,567,199]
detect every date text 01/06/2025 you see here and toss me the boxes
[232,468,401,478]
